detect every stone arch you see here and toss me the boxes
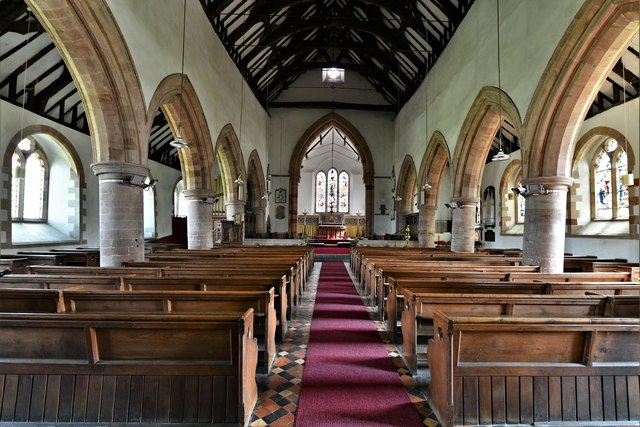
[451,86,523,200]
[417,131,451,207]
[395,155,417,230]
[215,124,247,202]
[288,112,375,236]
[499,159,523,234]
[569,126,636,233]
[147,74,215,193]
[572,127,636,176]
[246,150,267,236]
[2,125,86,247]
[27,0,148,164]
[523,0,638,178]
[246,150,266,209]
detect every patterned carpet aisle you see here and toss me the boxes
[249,261,441,426]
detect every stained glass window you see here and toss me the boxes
[594,149,612,219]
[338,171,349,213]
[616,150,629,219]
[327,168,338,212]
[315,171,326,212]
[315,169,350,213]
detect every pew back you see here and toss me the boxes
[427,312,640,427]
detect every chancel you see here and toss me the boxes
[0,1,638,426]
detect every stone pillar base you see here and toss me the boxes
[91,162,148,267]
[418,205,437,248]
[522,176,573,273]
[184,190,215,249]
[450,197,479,253]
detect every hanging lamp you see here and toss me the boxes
[492,0,510,162]
[170,0,189,149]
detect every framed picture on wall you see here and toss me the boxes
[275,188,286,203]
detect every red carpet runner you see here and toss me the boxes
[295,262,423,426]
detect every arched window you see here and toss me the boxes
[144,185,156,239]
[174,179,187,217]
[515,177,525,224]
[12,139,47,221]
[338,171,349,213]
[315,171,326,212]
[315,169,350,213]
[592,139,628,220]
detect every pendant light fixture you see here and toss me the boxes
[170,0,189,149]
[620,62,634,186]
[423,24,432,192]
[492,0,510,162]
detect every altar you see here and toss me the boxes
[316,212,346,239]
[317,224,346,239]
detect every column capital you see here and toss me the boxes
[183,189,215,200]
[522,175,573,191]
[225,200,246,208]
[451,197,480,208]
[91,161,149,178]
[419,204,438,212]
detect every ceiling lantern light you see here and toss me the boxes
[322,67,345,84]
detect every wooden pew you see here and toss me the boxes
[0,289,62,312]
[0,311,258,426]
[0,256,30,274]
[126,261,301,314]
[386,278,640,341]
[49,249,100,266]
[123,276,289,338]
[371,263,539,317]
[0,274,122,290]
[14,252,68,266]
[26,265,162,277]
[61,289,277,374]
[427,312,640,427]
[400,292,639,374]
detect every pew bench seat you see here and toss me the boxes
[0,311,258,426]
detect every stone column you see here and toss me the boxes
[418,205,437,248]
[522,176,573,273]
[225,200,245,222]
[183,190,214,249]
[253,206,266,236]
[450,197,479,253]
[91,162,148,267]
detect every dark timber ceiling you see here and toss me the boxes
[200,0,475,111]
[0,0,638,171]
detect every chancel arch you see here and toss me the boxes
[289,113,374,237]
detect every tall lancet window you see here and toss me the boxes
[12,138,48,221]
[315,171,326,212]
[338,171,349,213]
[593,139,628,220]
[616,150,629,219]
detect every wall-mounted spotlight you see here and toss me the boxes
[422,182,432,190]
[122,175,158,190]
[445,201,460,209]
[511,185,526,197]
[200,196,219,204]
